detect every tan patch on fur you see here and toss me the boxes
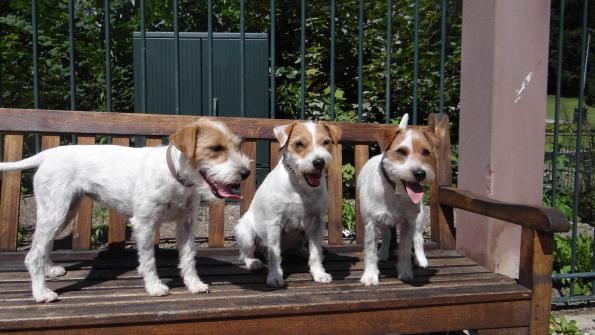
[382,131,407,163]
[382,127,438,168]
[169,118,241,168]
[377,128,400,152]
[285,123,314,159]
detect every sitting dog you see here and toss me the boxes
[358,114,438,285]
[0,119,250,302]
[235,121,341,287]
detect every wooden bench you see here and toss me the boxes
[0,108,569,334]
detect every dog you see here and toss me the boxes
[234,121,341,287]
[0,118,250,302]
[358,114,438,285]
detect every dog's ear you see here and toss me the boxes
[274,123,296,148]
[169,122,200,162]
[377,128,400,153]
[398,113,409,131]
[421,128,441,150]
[322,123,342,144]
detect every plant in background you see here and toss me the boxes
[549,315,579,335]
[342,199,356,234]
[553,233,594,297]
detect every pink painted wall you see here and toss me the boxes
[457,0,551,278]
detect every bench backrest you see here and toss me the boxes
[0,108,452,251]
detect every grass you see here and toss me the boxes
[546,95,595,124]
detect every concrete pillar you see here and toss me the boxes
[457,0,551,278]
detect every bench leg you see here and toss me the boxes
[477,327,529,335]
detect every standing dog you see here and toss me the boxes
[235,122,341,287]
[0,119,250,302]
[358,114,438,285]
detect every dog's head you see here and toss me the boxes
[377,114,439,204]
[274,121,341,188]
[170,119,250,201]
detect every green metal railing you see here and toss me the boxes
[548,0,594,304]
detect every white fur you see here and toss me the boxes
[0,128,248,302]
[235,123,333,287]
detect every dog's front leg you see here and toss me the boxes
[176,216,209,294]
[396,222,414,282]
[265,221,285,287]
[306,217,332,284]
[360,222,381,286]
[412,210,428,268]
[131,216,169,296]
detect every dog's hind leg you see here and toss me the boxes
[377,223,392,261]
[131,215,169,296]
[412,212,428,268]
[396,222,414,281]
[176,216,209,294]
[235,217,263,270]
[26,182,76,302]
[44,196,81,278]
[360,221,381,286]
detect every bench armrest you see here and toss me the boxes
[438,187,570,233]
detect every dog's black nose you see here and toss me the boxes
[312,159,325,170]
[413,169,426,181]
[240,168,251,181]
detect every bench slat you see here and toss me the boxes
[208,201,225,247]
[354,144,369,244]
[327,143,343,245]
[145,136,164,245]
[0,134,23,251]
[239,140,256,216]
[269,141,280,169]
[107,136,130,249]
[72,136,95,250]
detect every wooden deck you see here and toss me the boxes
[0,246,531,335]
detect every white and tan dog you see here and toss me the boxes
[358,114,438,285]
[235,121,341,287]
[0,119,250,302]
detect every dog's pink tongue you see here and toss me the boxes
[215,183,241,200]
[306,174,321,187]
[404,182,424,204]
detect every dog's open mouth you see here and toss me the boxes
[401,181,424,204]
[200,170,241,200]
[303,171,322,187]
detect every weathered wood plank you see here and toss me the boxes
[145,136,164,245]
[269,141,280,169]
[327,143,343,245]
[0,134,24,251]
[478,327,529,335]
[107,136,130,249]
[40,135,60,150]
[240,140,256,215]
[71,136,96,250]
[0,108,430,143]
[354,144,369,244]
[208,201,225,247]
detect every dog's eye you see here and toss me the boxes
[396,148,407,156]
[322,138,331,146]
[210,145,226,153]
[295,141,304,148]
[422,148,431,156]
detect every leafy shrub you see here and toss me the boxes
[549,315,579,335]
[553,233,594,297]
[342,199,356,234]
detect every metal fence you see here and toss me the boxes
[547,0,594,304]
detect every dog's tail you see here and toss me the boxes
[0,151,47,171]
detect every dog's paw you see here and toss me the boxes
[377,248,390,261]
[146,282,170,296]
[266,272,285,288]
[185,278,209,294]
[33,288,59,303]
[45,265,66,278]
[312,271,333,284]
[397,264,414,282]
[415,255,429,268]
[245,258,264,271]
[360,270,380,286]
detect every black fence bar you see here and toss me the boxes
[140,0,147,114]
[300,0,306,120]
[551,0,565,205]
[553,295,595,304]
[32,0,40,152]
[329,0,336,121]
[270,0,276,118]
[104,0,112,113]
[438,0,446,115]
[385,0,392,124]
[357,0,364,123]
[207,0,214,116]
[553,272,595,280]
[173,0,180,115]
[240,0,245,117]
[569,0,589,298]
[68,0,76,111]
[412,0,419,124]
